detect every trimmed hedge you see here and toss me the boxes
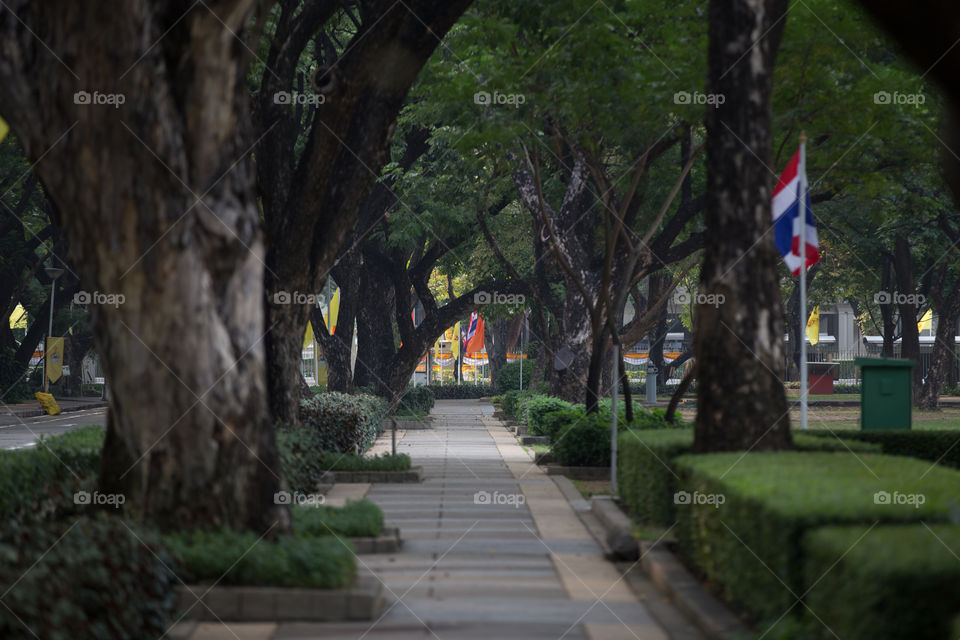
[0,516,177,639]
[297,392,388,454]
[673,451,960,622]
[501,389,536,420]
[804,428,960,469]
[397,385,435,416]
[496,360,536,393]
[802,524,960,640]
[523,396,574,434]
[552,412,611,467]
[293,499,384,538]
[617,429,883,527]
[427,384,493,399]
[0,426,104,524]
[164,529,355,589]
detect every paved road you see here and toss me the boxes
[170,399,701,640]
[0,407,106,450]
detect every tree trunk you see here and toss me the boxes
[694,0,792,453]
[917,272,960,410]
[893,238,923,402]
[0,1,287,532]
[485,316,511,387]
[879,255,897,356]
[353,267,397,390]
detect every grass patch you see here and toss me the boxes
[164,528,355,589]
[316,451,411,472]
[292,500,384,538]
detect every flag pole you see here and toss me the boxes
[799,132,808,430]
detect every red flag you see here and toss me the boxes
[464,312,485,354]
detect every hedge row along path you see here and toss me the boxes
[169,399,697,639]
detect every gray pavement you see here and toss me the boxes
[172,399,694,640]
[0,406,106,449]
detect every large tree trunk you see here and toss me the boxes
[353,265,397,390]
[554,285,595,404]
[694,0,792,453]
[917,271,960,410]
[0,1,287,532]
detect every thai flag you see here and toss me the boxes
[463,312,479,348]
[772,148,820,275]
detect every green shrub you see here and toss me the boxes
[538,407,582,440]
[277,429,411,493]
[631,406,686,429]
[552,412,611,467]
[293,499,384,538]
[398,385,435,415]
[427,384,493,399]
[0,426,104,524]
[801,524,960,640]
[496,360,534,394]
[0,346,31,403]
[804,428,960,469]
[164,528,355,589]
[298,392,388,454]
[501,389,535,419]
[0,516,176,640]
[524,396,575,435]
[617,429,883,527]
[673,451,960,623]
[832,383,861,394]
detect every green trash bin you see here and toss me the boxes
[854,358,915,430]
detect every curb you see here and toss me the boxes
[541,464,610,481]
[639,539,751,640]
[520,435,549,446]
[175,576,384,622]
[590,496,638,561]
[1,401,107,419]
[321,466,424,484]
[351,527,402,554]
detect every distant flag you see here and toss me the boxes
[303,321,314,348]
[772,148,820,275]
[323,288,340,334]
[918,308,932,334]
[806,306,820,345]
[463,312,485,355]
[451,322,460,360]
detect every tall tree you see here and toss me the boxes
[255,0,473,426]
[0,1,286,532]
[694,0,792,452]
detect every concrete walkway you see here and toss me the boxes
[174,399,686,640]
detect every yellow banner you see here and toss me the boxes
[918,308,932,333]
[806,306,820,346]
[46,337,64,382]
[0,116,8,143]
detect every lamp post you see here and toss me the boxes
[43,266,64,393]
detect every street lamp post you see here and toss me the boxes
[43,266,64,394]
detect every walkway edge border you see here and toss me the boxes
[174,576,385,621]
[639,539,751,640]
